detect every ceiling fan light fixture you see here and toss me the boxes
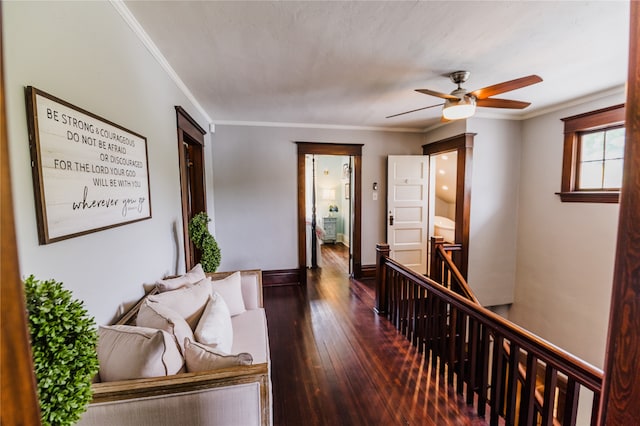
[442,96,476,120]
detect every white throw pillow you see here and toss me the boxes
[194,293,233,353]
[210,271,246,316]
[137,299,194,355]
[156,263,206,293]
[184,338,252,373]
[97,325,184,382]
[148,277,211,329]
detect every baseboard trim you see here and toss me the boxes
[361,265,376,278]
[263,269,301,286]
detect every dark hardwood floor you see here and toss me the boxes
[264,243,487,426]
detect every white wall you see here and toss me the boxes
[466,118,523,307]
[510,93,624,368]
[211,125,423,272]
[434,196,455,220]
[4,2,210,325]
[424,119,522,306]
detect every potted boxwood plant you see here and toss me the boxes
[24,275,99,426]
[188,211,222,273]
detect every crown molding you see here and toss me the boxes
[211,120,425,133]
[109,0,213,125]
[519,85,626,120]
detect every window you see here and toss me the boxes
[577,126,625,190]
[558,104,626,203]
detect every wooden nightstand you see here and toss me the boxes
[322,217,337,243]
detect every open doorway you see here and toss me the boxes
[423,133,474,278]
[305,154,353,274]
[176,106,207,270]
[296,142,363,286]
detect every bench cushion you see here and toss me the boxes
[231,308,269,365]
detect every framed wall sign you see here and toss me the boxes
[25,87,152,244]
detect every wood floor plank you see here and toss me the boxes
[264,244,488,425]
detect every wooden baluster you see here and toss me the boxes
[448,306,458,383]
[390,269,397,323]
[397,277,403,332]
[542,366,559,426]
[519,352,538,426]
[490,334,506,425]
[505,342,520,425]
[415,286,424,353]
[591,391,600,426]
[467,319,480,406]
[439,300,449,376]
[422,287,429,353]
[457,311,468,396]
[386,270,392,322]
[430,236,444,280]
[433,296,441,367]
[395,271,400,326]
[406,280,412,341]
[392,274,398,328]
[405,279,413,340]
[411,282,420,346]
[375,243,390,315]
[426,287,435,362]
[437,298,446,370]
[401,277,406,335]
[562,377,580,425]
[477,325,491,418]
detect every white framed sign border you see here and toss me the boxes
[25,86,152,244]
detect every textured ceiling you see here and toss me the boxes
[123,1,630,131]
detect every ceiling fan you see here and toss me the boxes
[387,71,543,120]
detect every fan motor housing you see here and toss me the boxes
[449,71,470,86]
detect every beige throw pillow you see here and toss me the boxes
[194,293,233,353]
[210,271,246,316]
[97,325,184,382]
[156,263,206,293]
[137,299,194,355]
[184,338,252,373]
[148,277,211,329]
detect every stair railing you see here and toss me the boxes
[429,236,478,304]
[375,242,603,425]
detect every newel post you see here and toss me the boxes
[430,236,445,281]
[375,243,390,315]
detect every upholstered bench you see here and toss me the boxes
[77,269,272,426]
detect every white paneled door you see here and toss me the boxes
[387,155,429,275]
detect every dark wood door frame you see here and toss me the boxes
[423,133,475,278]
[600,1,640,422]
[176,106,207,270]
[296,142,363,285]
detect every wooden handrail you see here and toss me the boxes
[429,237,479,304]
[376,245,603,425]
[430,238,559,423]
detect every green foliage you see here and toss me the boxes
[188,212,222,273]
[24,275,99,426]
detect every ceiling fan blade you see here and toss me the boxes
[386,103,444,119]
[476,98,531,109]
[470,75,542,100]
[415,89,459,100]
